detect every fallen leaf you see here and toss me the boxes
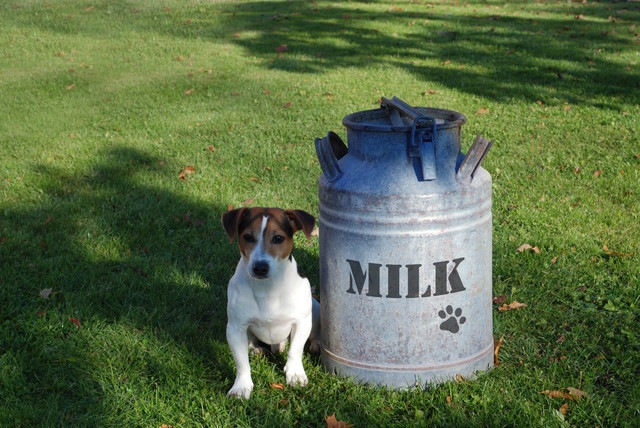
[498,301,528,311]
[575,14,586,20]
[311,227,320,237]
[541,387,589,401]
[326,414,352,428]
[516,243,540,254]
[566,387,589,400]
[179,165,196,180]
[207,145,215,152]
[442,60,452,65]
[551,256,558,264]
[493,295,507,305]
[248,177,260,182]
[476,108,490,115]
[270,382,286,390]
[423,89,437,95]
[66,83,75,90]
[559,402,569,415]
[241,197,255,206]
[159,425,174,428]
[39,288,53,299]
[275,44,289,53]
[184,88,194,95]
[602,245,633,258]
[540,390,572,400]
[494,335,504,366]
[68,317,81,329]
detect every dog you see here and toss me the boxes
[221,207,320,399]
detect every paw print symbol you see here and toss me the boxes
[438,305,466,334]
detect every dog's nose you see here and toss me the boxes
[252,261,270,278]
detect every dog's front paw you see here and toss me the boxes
[228,376,253,399]
[284,360,308,387]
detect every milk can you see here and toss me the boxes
[314,97,494,388]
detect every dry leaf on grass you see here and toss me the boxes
[566,387,589,400]
[559,402,569,415]
[326,414,353,428]
[602,245,633,258]
[540,387,589,401]
[493,294,507,305]
[270,382,285,390]
[498,301,528,311]
[179,165,196,180]
[516,243,540,254]
[494,335,504,366]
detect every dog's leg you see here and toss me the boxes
[270,339,287,354]
[284,315,312,387]
[226,323,253,399]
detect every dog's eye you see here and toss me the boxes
[272,235,285,244]
[243,234,256,243]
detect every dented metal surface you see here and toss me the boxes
[315,98,494,389]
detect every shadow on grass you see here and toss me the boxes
[0,146,320,423]
[208,0,639,107]
[8,1,638,108]
[0,148,228,425]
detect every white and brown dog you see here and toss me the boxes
[221,207,320,399]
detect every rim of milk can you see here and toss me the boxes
[342,107,466,132]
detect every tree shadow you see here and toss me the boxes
[1,143,323,424]
[0,147,230,422]
[212,0,639,107]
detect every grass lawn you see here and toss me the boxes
[1,0,639,426]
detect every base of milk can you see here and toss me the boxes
[321,343,494,389]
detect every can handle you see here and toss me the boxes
[456,134,493,184]
[381,96,437,181]
[315,131,348,182]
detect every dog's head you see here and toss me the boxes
[222,207,315,279]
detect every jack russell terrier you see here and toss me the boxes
[221,207,320,399]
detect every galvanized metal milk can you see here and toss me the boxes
[315,97,494,388]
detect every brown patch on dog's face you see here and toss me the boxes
[232,208,294,261]
[222,207,315,262]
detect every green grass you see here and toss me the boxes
[1,0,639,426]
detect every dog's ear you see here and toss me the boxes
[285,210,315,239]
[221,208,246,243]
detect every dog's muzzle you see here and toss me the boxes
[251,260,270,279]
